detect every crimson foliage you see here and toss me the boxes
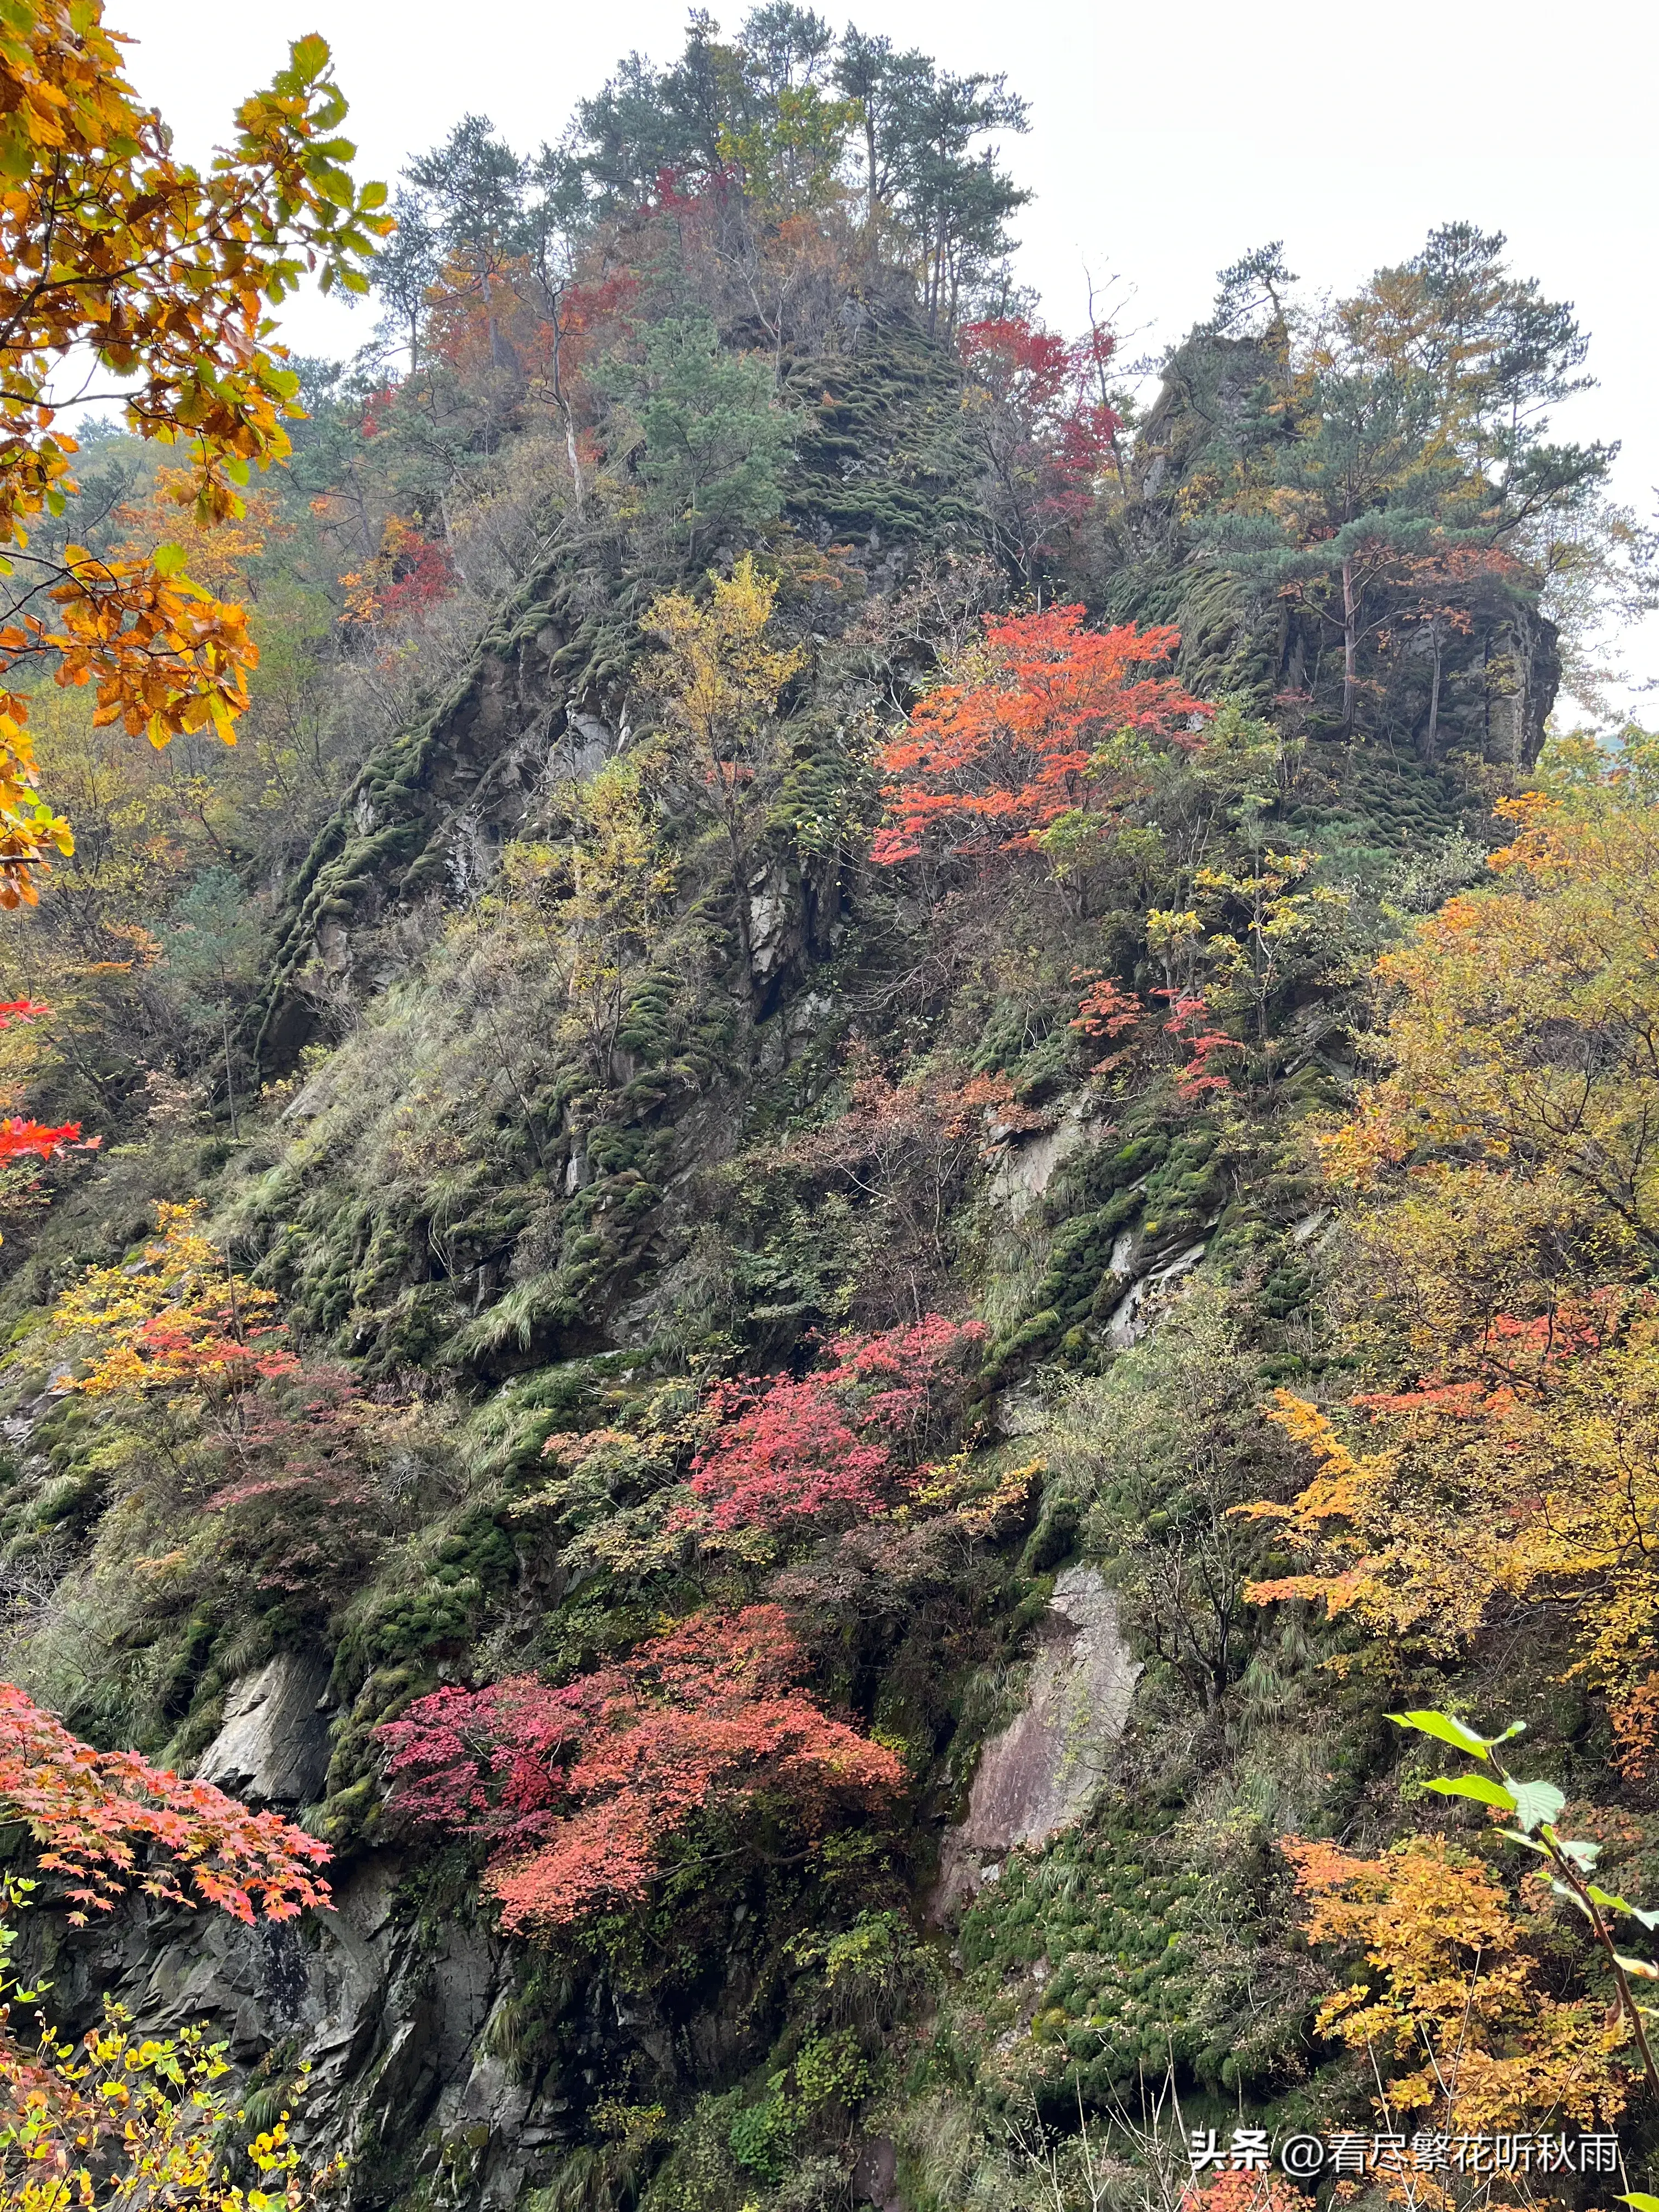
[678,1316,985,1537]
[380,1605,903,1932]
[0,1681,331,1924]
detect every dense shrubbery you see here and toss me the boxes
[380,1604,905,1931]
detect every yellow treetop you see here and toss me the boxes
[642,554,806,797]
[51,1199,292,1401]
[1243,766,1659,1701]
[640,554,806,986]
[0,3,390,905]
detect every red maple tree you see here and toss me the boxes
[0,1118,81,1163]
[676,1316,985,1538]
[0,1001,83,1164]
[0,1681,331,1925]
[1069,972,1148,1076]
[872,606,1210,864]
[958,317,1127,583]
[379,1605,902,1932]
[1158,989,1242,1102]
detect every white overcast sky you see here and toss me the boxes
[114,0,1659,712]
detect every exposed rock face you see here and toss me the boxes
[249,578,622,1075]
[1103,1240,1209,1350]
[989,1104,1110,1222]
[851,2135,900,2210]
[1485,606,1562,768]
[41,1539,1137,2193]
[40,1852,549,2210]
[195,1650,334,1807]
[933,1566,1140,1913]
[37,1838,787,2210]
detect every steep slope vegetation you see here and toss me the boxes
[0,23,1651,2212]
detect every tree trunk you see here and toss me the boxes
[550,327,584,519]
[1425,625,1443,762]
[562,410,585,518]
[1341,556,1358,733]
[482,267,503,372]
[724,818,756,1015]
[221,1007,238,1141]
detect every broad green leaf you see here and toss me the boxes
[1587,1883,1659,1930]
[1554,1835,1601,1870]
[1502,1831,1551,1857]
[152,544,188,580]
[1508,1779,1565,1833]
[1615,2194,1659,2211]
[1613,1954,1659,1979]
[1387,1708,1522,1759]
[1426,1774,1515,1811]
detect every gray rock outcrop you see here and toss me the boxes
[195,1651,333,1807]
[934,1565,1140,1912]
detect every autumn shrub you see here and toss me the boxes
[380,1602,905,1932]
[202,1368,402,1613]
[0,1681,334,2203]
[1183,2173,1312,2212]
[52,1201,298,1410]
[871,605,1210,866]
[38,1217,460,1615]
[0,1678,329,1923]
[1286,1831,1631,2129]
[0,1996,329,2212]
[675,1315,985,1543]
[0,1680,335,2212]
[519,1425,681,1582]
[0,1099,83,1180]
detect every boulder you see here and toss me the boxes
[195,1649,332,1807]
